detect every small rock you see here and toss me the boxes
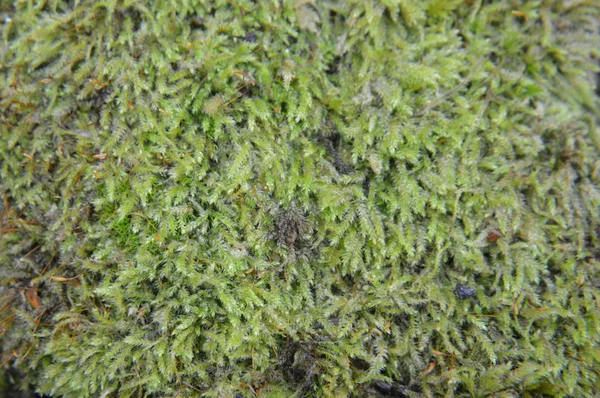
[370,381,410,397]
[372,381,393,394]
[454,284,476,299]
[243,32,257,43]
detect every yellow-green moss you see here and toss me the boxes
[1,1,599,397]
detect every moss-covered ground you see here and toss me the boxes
[1,1,600,397]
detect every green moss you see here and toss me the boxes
[1,0,599,397]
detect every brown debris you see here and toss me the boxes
[25,286,42,309]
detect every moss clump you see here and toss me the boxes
[1,1,599,397]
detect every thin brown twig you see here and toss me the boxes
[0,351,18,367]
[37,254,56,278]
[22,245,41,259]
[222,94,243,108]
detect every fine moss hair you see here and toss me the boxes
[1,0,599,397]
